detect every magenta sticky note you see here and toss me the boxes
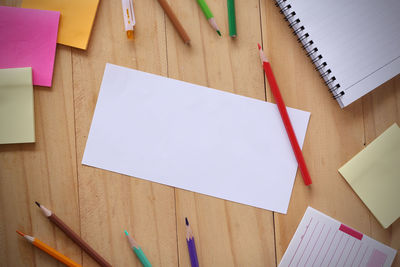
[0,6,60,87]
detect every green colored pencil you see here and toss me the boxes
[196,0,221,36]
[227,0,236,37]
[124,230,152,267]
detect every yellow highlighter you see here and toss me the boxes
[121,0,135,39]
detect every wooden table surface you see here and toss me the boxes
[1,0,399,266]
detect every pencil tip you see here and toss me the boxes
[16,230,25,237]
[217,30,221,36]
[34,201,40,207]
[257,43,262,50]
[185,217,189,226]
[124,230,129,236]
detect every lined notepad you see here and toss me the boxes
[339,124,400,229]
[276,0,400,107]
[279,207,397,267]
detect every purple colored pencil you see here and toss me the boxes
[187,238,199,267]
[185,218,199,267]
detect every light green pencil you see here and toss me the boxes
[124,230,152,267]
[196,0,221,36]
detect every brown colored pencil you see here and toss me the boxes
[35,202,112,267]
[156,0,191,45]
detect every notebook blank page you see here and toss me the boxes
[289,0,400,107]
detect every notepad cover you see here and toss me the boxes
[339,124,400,228]
[22,0,99,50]
[0,6,59,87]
[0,68,35,144]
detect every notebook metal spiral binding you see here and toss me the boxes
[275,0,345,100]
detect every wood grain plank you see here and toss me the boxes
[3,0,399,266]
[259,0,385,264]
[362,75,400,266]
[165,0,276,266]
[72,0,178,266]
[0,44,80,266]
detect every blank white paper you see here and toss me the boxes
[279,207,396,267]
[82,64,311,213]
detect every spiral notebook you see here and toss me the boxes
[276,0,400,108]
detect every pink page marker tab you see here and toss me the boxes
[339,224,363,240]
[367,249,387,267]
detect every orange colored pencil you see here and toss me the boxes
[16,230,82,267]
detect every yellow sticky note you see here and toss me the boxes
[22,0,100,50]
[0,68,35,144]
[339,124,400,228]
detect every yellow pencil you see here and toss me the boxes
[16,230,82,267]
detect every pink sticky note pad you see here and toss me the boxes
[0,6,59,87]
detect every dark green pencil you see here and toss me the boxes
[227,0,236,37]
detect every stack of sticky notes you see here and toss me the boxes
[339,124,400,228]
[0,1,99,145]
[0,68,35,144]
[0,6,60,144]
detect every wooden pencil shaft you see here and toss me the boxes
[195,0,220,35]
[33,238,82,267]
[196,0,213,19]
[156,0,191,44]
[227,0,236,37]
[262,61,312,185]
[133,247,152,267]
[186,238,199,267]
[48,213,112,267]
[257,44,312,185]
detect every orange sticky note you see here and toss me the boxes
[22,0,99,50]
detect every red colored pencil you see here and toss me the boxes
[257,43,312,186]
